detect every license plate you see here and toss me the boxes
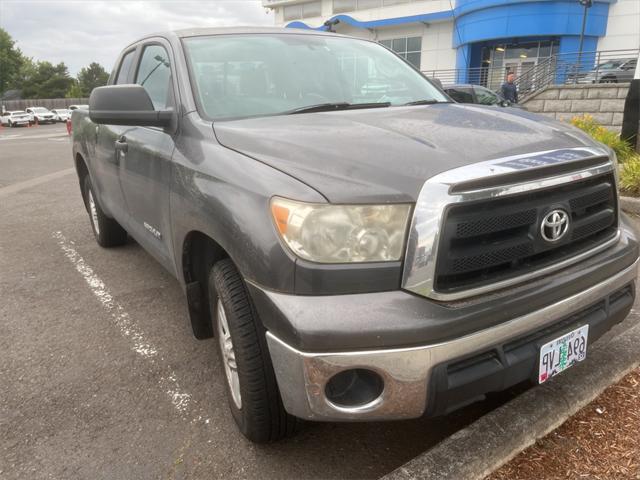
[538,325,589,384]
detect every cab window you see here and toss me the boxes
[115,50,136,85]
[135,44,172,110]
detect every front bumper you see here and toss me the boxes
[266,258,638,421]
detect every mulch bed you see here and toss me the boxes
[487,368,640,480]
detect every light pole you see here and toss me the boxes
[577,0,593,76]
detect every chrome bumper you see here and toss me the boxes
[266,258,638,421]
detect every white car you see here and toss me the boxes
[25,107,56,124]
[68,104,89,112]
[1,110,31,127]
[51,108,70,122]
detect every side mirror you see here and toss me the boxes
[89,84,172,127]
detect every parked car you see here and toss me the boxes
[68,104,89,111]
[73,27,638,443]
[577,57,637,84]
[1,110,31,127]
[51,108,70,122]
[444,84,526,109]
[25,107,55,124]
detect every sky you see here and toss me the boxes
[0,0,274,76]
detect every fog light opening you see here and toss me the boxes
[325,369,384,408]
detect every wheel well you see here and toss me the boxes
[75,153,89,211]
[182,231,229,339]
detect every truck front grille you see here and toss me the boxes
[434,173,617,293]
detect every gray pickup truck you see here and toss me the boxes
[72,27,639,443]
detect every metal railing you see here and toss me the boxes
[421,48,639,99]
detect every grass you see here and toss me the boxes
[570,114,640,197]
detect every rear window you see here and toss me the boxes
[445,88,474,103]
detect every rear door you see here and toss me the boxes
[115,39,177,270]
[92,47,138,221]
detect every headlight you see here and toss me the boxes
[271,197,412,263]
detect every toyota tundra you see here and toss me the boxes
[71,27,639,443]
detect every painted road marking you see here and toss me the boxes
[0,168,75,199]
[52,231,208,421]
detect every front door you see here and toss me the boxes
[92,48,138,220]
[116,40,177,272]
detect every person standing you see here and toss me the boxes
[501,72,518,104]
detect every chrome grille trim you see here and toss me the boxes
[402,146,619,301]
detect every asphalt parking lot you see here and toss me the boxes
[1,123,635,480]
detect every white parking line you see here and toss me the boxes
[52,231,203,419]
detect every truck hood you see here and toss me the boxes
[213,103,600,203]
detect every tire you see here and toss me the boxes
[83,175,128,247]
[210,259,298,443]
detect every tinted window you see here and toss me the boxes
[135,44,172,110]
[115,50,136,85]
[474,86,500,105]
[445,87,474,103]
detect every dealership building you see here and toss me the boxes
[263,0,639,86]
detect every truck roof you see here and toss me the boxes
[173,26,337,38]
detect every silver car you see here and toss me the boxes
[578,57,637,84]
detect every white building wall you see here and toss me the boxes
[265,0,458,72]
[597,0,640,51]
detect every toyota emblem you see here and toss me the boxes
[540,209,570,242]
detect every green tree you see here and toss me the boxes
[76,62,109,97]
[21,60,73,98]
[0,28,24,95]
[65,81,84,98]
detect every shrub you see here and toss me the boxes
[619,154,640,197]
[570,114,635,163]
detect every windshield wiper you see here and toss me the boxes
[286,102,390,115]
[402,99,448,106]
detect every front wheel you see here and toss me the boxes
[209,259,298,443]
[83,175,128,247]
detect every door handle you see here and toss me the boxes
[115,136,128,153]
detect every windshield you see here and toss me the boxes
[32,107,50,113]
[11,111,27,115]
[183,34,448,120]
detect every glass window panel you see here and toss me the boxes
[407,36,422,52]
[538,42,551,58]
[474,86,500,105]
[183,34,448,120]
[283,4,302,20]
[135,45,172,110]
[392,38,407,53]
[406,52,421,69]
[302,1,321,17]
[379,39,392,49]
[333,0,356,13]
[445,87,474,103]
[116,50,136,84]
[358,0,381,9]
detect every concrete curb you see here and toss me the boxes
[620,195,640,216]
[383,311,640,480]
